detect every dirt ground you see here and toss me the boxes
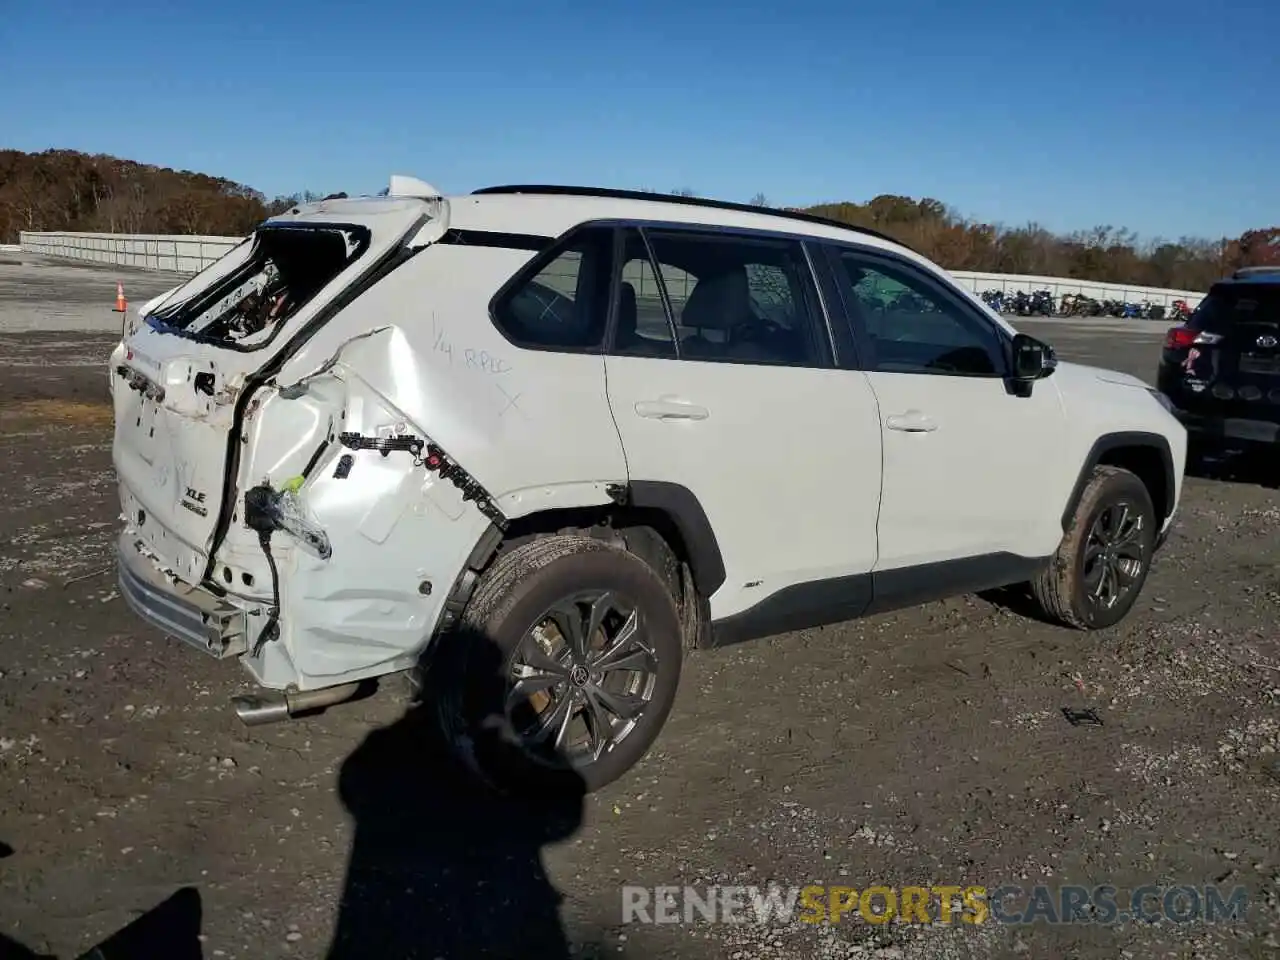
[1,261,1279,959]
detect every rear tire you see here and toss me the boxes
[430,534,683,796]
[1031,466,1157,630]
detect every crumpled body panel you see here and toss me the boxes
[226,328,497,690]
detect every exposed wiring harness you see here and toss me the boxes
[243,484,283,657]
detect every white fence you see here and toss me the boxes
[18,230,1207,309]
[18,231,243,274]
[949,271,1204,310]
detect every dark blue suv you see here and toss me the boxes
[1157,267,1280,454]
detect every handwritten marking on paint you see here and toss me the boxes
[431,316,511,376]
[432,322,455,364]
[496,382,525,419]
[464,348,511,376]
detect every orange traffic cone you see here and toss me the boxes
[113,281,127,313]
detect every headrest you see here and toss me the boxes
[681,269,751,330]
[616,281,638,335]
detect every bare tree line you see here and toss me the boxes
[2,150,1276,290]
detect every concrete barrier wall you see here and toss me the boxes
[19,232,244,273]
[19,230,1208,309]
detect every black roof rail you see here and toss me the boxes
[1232,265,1280,280]
[470,184,918,254]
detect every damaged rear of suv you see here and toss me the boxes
[113,179,461,701]
[114,178,1184,795]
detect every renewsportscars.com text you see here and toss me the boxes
[621,884,1249,926]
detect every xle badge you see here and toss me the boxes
[181,486,208,517]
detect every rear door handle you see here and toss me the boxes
[886,411,937,433]
[635,398,710,421]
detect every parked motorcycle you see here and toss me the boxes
[981,288,1180,322]
[1058,294,1104,317]
[1028,289,1055,316]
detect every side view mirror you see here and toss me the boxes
[1011,333,1056,380]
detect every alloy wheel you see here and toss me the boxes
[1082,500,1147,610]
[505,590,660,769]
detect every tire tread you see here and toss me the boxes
[460,534,612,637]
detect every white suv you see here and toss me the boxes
[110,178,1187,792]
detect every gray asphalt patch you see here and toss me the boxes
[0,255,189,334]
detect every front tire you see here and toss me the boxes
[1031,466,1157,629]
[431,534,683,796]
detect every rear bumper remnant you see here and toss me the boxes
[116,531,256,659]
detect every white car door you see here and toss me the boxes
[603,226,884,629]
[822,244,1069,578]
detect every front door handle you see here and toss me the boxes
[886,411,937,433]
[635,398,710,421]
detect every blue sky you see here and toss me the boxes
[1,0,1274,241]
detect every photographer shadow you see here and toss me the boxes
[0,840,202,960]
[326,626,598,960]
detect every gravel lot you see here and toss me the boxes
[1,258,1278,960]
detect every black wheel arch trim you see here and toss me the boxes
[1061,431,1176,530]
[626,481,727,597]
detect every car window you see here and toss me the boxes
[491,228,612,350]
[626,230,823,367]
[745,263,800,326]
[837,251,1005,377]
[1191,283,1280,332]
[613,231,680,358]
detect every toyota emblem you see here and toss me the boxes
[1258,335,1278,348]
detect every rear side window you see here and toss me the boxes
[624,229,825,366]
[1192,283,1280,331]
[149,225,370,349]
[491,227,614,351]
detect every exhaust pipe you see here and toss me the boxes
[232,681,362,726]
